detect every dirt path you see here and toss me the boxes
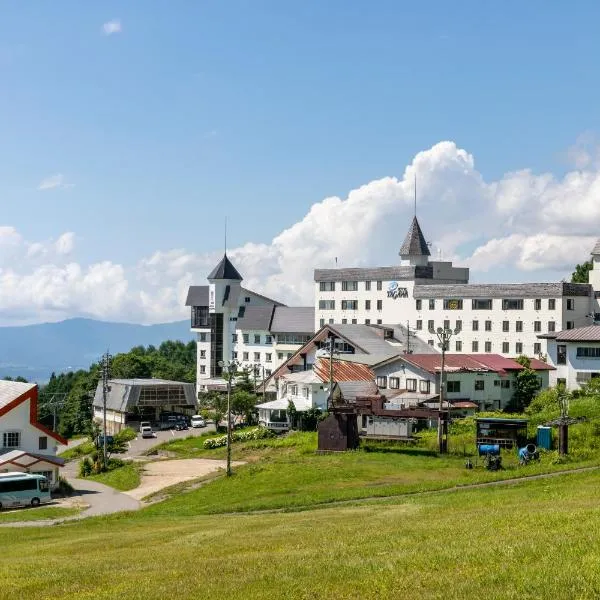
[125,458,245,501]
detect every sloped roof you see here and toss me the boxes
[270,307,314,333]
[413,282,591,299]
[336,380,379,401]
[236,306,275,331]
[185,285,208,306]
[0,380,36,410]
[550,324,600,342]
[207,254,243,280]
[313,358,375,382]
[0,450,65,467]
[399,216,431,257]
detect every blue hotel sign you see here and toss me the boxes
[387,281,409,299]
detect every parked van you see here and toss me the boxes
[191,415,206,428]
[139,421,152,433]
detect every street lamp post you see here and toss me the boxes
[429,326,461,454]
[218,360,238,476]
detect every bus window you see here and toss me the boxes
[39,478,49,492]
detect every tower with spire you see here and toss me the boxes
[399,216,431,267]
[589,238,600,294]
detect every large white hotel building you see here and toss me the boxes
[314,217,600,358]
[187,217,600,394]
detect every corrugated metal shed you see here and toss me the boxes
[270,307,314,333]
[0,380,36,410]
[93,379,197,412]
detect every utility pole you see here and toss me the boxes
[218,360,237,476]
[429,326,461,454]
[100,351,112,470]
[327,334,336,410]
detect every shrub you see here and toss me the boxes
[79,457,93,477]
[202,427,275,449]
[53,476,74,497]
[114,428,137,443]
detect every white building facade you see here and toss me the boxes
[186,254,313,395]
[0,381,66,486]
[315,217,600,359]
[540,325,600,390]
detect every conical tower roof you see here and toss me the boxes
[207,253,243,280]
[399,216,430,257]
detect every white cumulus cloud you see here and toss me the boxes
[3,139,600,325]
[102,20,122,35]
[37,174,74,191]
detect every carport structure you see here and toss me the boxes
[93,378,197,434]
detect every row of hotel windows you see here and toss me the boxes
[319,318,383,326]
[319,300,383,310]
[375,377,514,392]
[415,319,558,332]
[319,281,383,292]
[199,350,294,363]
[198,332,311,345]
[427,340,543,354]
[416,298,564,311]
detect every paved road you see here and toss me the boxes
[122,423,216,458]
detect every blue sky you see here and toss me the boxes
[2,2,600,324]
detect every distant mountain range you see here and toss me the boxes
[0,318,194,383]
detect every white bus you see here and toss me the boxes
[0,473,52,509]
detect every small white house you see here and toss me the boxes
[257,358,377,430]
[371,353,553,411]
[0,380,66,487]
[540,325,600,390]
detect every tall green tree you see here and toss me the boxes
[509,356,541,412]
[571,260,593,283]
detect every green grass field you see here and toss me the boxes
[88,462,142,491]
[1,470,599,599]
[144,430,600,514]
[0,505,80,523]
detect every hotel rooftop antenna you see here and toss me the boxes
[224,217,227,254]
[414,172,417,217]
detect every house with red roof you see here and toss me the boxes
[371,353,554,411]
[0,380,67,487]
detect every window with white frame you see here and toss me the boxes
[253,352,260,361]
[389,377,400,389]
[290,385,298,395]
[534,321,541,332]
[419,380,430,393]
[3,432,20,448]
[243,333,249,343]
[341,281,358,291]
[254,334,261,344]
[576,347,600,358]
[377,281,383,291]
[319,281,335,291]
[485,341,492,352]
[200,350,206,358]
[376,376,387,388]
[341,300,358,310]
[502,321,509,332]
[416,299,422,310]
[472,320,479,331]
[548,298,556,310]
[278,352,284,360]
[455,340,462,351]
[502,342,509,353]
[302,387,309,398]
[515,342,523,354]
[199,365,206,374]
[319,300,335,310]
[416,320,423,330]
[406,378,417,392]
[535,298,542,310]
[516,321,523,332]
[548,321,556,332]
[376,300,383,310]
[533,343,541,355]
[428,319,435,331]
[472,341,479,352]
[265,335,273,344]
[365,281,371,291]
[566,298,575,311]
[485,320,492,332]
[428,299,435,310]
[266,353,272,362]
[502,299,524,310]
[243,352,249,361]
[319,318,325,327]
[472,299,492,310]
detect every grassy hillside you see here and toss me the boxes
[2,470,599,599]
